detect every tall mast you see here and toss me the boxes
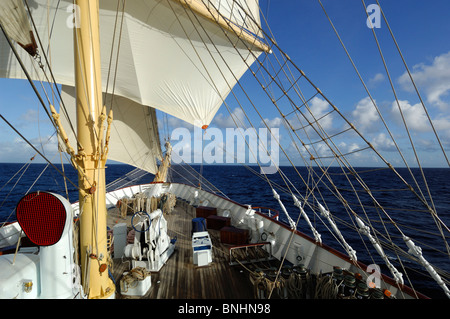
[74,0,115,299]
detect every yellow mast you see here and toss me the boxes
[74,0,115,299]
[170,0,271,53]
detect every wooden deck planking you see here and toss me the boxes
[110,199,257,299]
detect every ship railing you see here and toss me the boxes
[253,206,279,220]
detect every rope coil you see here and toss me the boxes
[120,267,151,293]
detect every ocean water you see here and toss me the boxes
[0,162,449,298]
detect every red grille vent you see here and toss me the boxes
[16,192,67,246]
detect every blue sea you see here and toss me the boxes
[0,162,449,298]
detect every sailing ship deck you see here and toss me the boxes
[108,199,275,299]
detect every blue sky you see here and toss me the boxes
[272,0,450,168]
[1,0,450,168]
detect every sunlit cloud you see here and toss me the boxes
[398,51,450,110]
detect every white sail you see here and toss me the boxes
[0,0,264,128]
[60,86,162,174]
[0,0,37,56]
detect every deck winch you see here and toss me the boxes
[119,209,176,296]
[124,209,175,272]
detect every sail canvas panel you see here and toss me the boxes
[0,0,37,56]
[0,0,264,128]
[60,85,162,174]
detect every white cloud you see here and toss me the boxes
[307,97,334,131]
[337,141,360,156]
[283,97,334,135]
[368,73,385,87]
[387,99,450,155]
[390,100,430,132]
[28,135,59,159]
[398,51,450,110]
[371,133,396,152]
[302,141,332,159]
[260,116,283,128]
[212,108,246,128]
[20,109,40,123]
[430,115,450,132]
[389,99,450,140]
[351,97,380,132]
[0,134,59,163]
[167,116,194,130]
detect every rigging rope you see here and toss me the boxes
[24,0,79,145]
[5,0,446,298]
[375,0,449,168]
[360,0,450,261]
[191,0,450,298]
[0,114,79,191]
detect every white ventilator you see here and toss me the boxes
[0,192,82,299]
